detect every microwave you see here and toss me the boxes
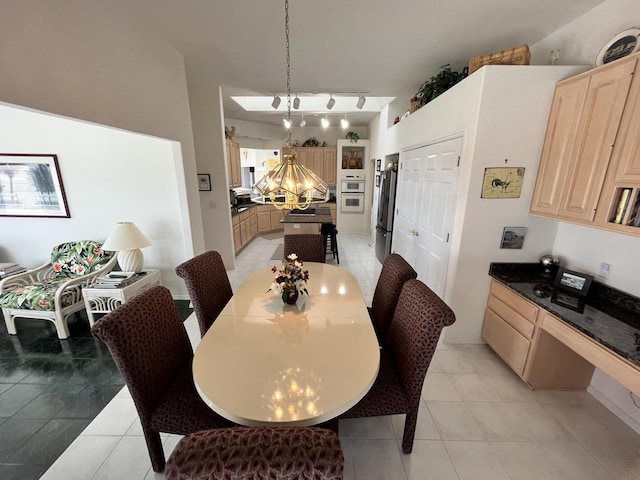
[341,179,365,193]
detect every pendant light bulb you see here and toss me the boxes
[283,118,292,129]
[293,95,300,110]
[299,115,306,127]
[321,116,330,129]
[340,115,349,129]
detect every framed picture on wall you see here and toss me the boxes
[376,174,381,187]
[198,174,211,191]
[376,159,381,171]
[481,167,525,199]
[0,153,70,218]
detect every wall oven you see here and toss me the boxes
[341,192,365,213]
[341,178,365,194]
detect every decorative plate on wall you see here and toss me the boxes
[595,28,640,66]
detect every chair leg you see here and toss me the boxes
[332,234,339,264]
[3,309,17,335]
[402,411,418,454]
[53,310,71,340]
[143,427,166,472]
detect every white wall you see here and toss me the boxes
[0,0,205,259]
[0,103,191,297]
[530,0,640,432]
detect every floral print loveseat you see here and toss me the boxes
[0,240,117,339]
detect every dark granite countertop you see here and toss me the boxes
[489,263,640,367]
[282,206,333,224]
[231,204,258,216]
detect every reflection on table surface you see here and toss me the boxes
[193,262,380,427]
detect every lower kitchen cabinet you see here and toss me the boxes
[235,205,284,254]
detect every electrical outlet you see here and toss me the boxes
[599,262,611,279]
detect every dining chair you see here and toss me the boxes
[175,250,233,337]
[283,234,325,263]
[340,279,456,454]
[369,253,417,346]
[91,285,232,472]
[165,427,344,480]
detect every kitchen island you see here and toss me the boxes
[281,205,334,235]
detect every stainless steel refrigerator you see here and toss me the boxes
[375,154,399,263]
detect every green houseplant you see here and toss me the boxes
[346,131,359,143]
[413,64,465,108]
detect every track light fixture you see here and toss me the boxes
[356,94,366,109]
[326,94,335,110]
[340,115,349,129]
[321,116,330,129]
[283,118,292,129]
[299,115,306,127]
[271,95,281,109]
[293,95,300,110]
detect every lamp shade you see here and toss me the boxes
[102,222,152,251]
[102,222,152,272]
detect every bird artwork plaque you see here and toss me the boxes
[481,167,525,199]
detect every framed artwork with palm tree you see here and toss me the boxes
[0,153,70,218]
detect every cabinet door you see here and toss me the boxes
[558,58,635,221]
[530,77,590,216]
[296,148,310,169]
[231,141,242,187]
[610,64,640,183]
[270,210,283,230]
[240,219,250,246]
[324,148,337,185]
[482,309,530,375]
[233,223,242,253]
[310,148,324,180]
[257,212,271,232]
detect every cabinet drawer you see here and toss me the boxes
[487,295,534,339]
[482,309,530,375]
[490,281,538,322]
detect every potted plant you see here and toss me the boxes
[346,131,359,143]
[302,137,319,147]
[414,64,465,109]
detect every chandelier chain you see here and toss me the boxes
[285,0,292,145]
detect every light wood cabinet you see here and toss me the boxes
[226,139,241,188]
[310,148,324,180]
[323,148,337,185]
[270,210,283,230]
[531,54,639,230]
[287,147,338,186]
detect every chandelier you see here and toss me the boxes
[251,0,328,210]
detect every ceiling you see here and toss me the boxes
[121,0,606,127]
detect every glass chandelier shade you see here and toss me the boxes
[252,148,328,210]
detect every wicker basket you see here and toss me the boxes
[468,44,531,74]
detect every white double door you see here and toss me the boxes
[392,137,461,298]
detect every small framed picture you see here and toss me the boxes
[553,267,594,297]
[376,159,381,171]
[198,174,211,191]
[499,227,527,249]
[375,174,381,187]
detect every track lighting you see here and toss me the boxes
[293,95,300,110]
[283,118,292,129]
[299,115,306,127]
[271,95,281,109]
[340,115,349,129]
[321,116,330,129]
[356,94,366,109]
[326,94,335,110]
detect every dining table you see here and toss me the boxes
[192,262,380,427]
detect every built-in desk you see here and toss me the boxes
[484,263,640,395]
[282,206,333,235]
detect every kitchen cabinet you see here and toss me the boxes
[232,207,262,254]
[310,148,324,181]
[323,148,337,185]
[270,209,284,230]
[226,139,241,188]
[531,54,637,225]
[256,205,284,233]
[286,147,338,186]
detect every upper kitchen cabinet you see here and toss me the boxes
[286,147,337,186]
[323,148,337,185]
[531,55,636,224]
[226,139,242,188]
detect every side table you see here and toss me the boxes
[83,269,161,326]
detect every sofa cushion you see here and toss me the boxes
[51,240,113,278]
[0,277,81,311]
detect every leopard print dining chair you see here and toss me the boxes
[91,285,232,472]
[340,279,456,454]
[175,251,233,338]
[283,234,325,263]
[369,253,417,346]
[165,427,344,480]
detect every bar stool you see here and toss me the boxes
[321,223,339,264]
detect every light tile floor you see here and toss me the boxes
[42,233,640,479]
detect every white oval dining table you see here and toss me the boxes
[193,262,380,427]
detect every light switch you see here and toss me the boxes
[598,262,611,279]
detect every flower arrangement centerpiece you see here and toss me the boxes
[270,254,309,305]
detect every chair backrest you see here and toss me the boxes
[51,240,114,277]
[371,253,417,343]
[91,285,193,421]
[283,234,324,263]
[175,251,233,337]
[387,279,456,407]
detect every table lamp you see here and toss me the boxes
[102,221,152,273]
